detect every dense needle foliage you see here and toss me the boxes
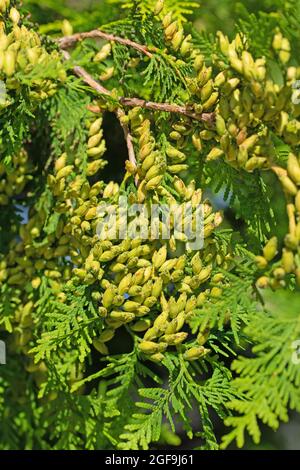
[1,0,300,450]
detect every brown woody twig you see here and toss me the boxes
[89,101,214,125]
[120,97,215,124]
[58,30,152,58]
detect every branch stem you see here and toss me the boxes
[116,108,137,170]
[58,30,152,58]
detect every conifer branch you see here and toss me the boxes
[4,0,300,453]
[58,30,153,58]
[89,101,214,124]
[120,97,215,124]
[60,38,215,124]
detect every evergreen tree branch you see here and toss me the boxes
[62,50,214,176]
[58,30,153,58]
[89,101,214,124]
[119,97,215,124]
[61,49,214,125]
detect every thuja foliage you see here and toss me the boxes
[1,0,300,450]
